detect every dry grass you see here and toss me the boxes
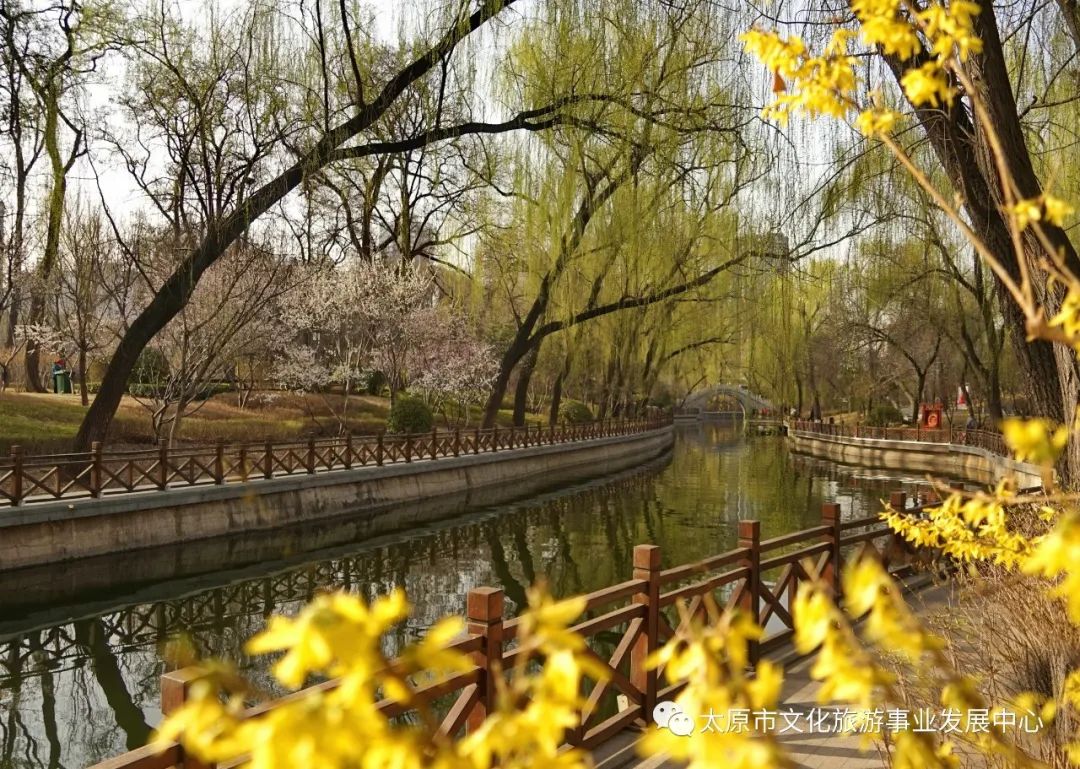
[0,390,536,454]
[880,505,1079,768]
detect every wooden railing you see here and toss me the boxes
[0,416,671,509]
[790,419,1009,458]
[89,490,932,769]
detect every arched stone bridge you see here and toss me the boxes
[680,384,774,416]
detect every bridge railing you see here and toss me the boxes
[88,492,934,769]
[789,420,1009,458]
[0,416,672,509]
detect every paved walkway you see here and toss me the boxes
[593,582,953,769]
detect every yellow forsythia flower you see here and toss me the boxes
[856,108,899,136]
[900,61,952,106]
[1001,417,1068,466]
[1023,512,1080,624]
[1012,198,1043,229]
[1012,194,1074,231]
[1048,288,1080,348]
[1044,194,1075,226]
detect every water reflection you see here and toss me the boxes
[0,425,944,768]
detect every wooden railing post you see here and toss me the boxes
[238,445,249,482]
[214,440,225,484]
[631,544,661,721]
[889,490,907,513]
[376,431,385,466]
[90,442,103,498]
[453,428,461,457]
[738,519,761,665]
[466,587,504,733]
[492,425,499,452]
[473,427,480,455]
[162,668,213,769]
[509,425,515,450]
[306,439,316,474]
[821,503,842,596]
[431,428,438,460]
[263,440,273,479]
[10,446,22,506]
[344,434,353,469]
[405,435,413,463]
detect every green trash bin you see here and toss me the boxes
[51,362,72,394]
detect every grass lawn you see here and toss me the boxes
[0,391,541,455]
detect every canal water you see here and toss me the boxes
[0,425,943,768]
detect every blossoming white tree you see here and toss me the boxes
[277,260,497,431]
[275,260,433,432]
[407,308,498,426]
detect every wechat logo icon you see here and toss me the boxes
[653,701,694,737]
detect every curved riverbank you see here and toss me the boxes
[0,426,674,571]
[787,425,1042,487]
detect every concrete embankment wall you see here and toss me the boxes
[0,427,674,571]
[787,429,1042,487]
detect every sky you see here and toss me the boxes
[67,0,534,227]
[19,0,850,270]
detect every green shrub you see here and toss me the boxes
[192,381,232,400]
[388,395,434,434]
[560,400,593,424]
[867,403,904,427]
[365,371,388,396]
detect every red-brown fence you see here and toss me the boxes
[88,490,932,769]
[0,416,670,508]
[789,419,1008,458]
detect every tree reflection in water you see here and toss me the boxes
[0,426,940,768]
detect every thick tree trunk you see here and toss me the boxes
[483,337,532,428]
[1056,0,1080,52]
[883,12,1080,480]
[969,4,1080,480]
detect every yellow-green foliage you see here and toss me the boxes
[159,6,1080,769]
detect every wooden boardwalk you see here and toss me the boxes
[592,581,951,769]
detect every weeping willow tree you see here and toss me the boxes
[471,0,767,426]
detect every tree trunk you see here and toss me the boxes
[23,295,45,393]
[512,345,539,427]
[78,346,88,406]
[483,327,537,428]
[1055,0,1080,52]
[911,372,926,425]
[549,371,563,427]
[986,367,1004,424]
